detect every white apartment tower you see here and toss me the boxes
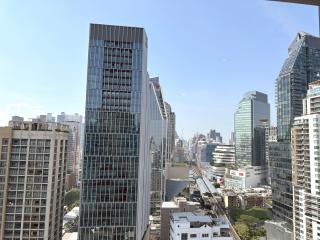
[292,80,320,240]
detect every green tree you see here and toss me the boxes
[69,200,80,209]
[250,227,266,239]
[246,207,270,220]
[234,223,250,240]
[230,207,271,222]
[230,208,245,221]
[238,214,259,225]
[65,216,79,232]
[64,188,80,209]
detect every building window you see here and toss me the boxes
[181,233,188,240]
[1,138,8,145]
[190,234,197,238]
[202,233,209,238]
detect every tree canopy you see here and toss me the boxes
[65,188,80,209]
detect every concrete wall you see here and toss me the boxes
[167,165,189,179]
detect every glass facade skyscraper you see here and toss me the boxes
[79,24,150,240]
[148,78,168,238]
[149,78,166,216]
[270,32,320,228]
[164,102,175,162]
[234,91,270,167]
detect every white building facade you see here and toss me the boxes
[224,166,267,189]
[211,145,235,178]
[169,212,232,240]
[292,80,320,240]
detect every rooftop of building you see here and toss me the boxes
[307,78,320,98]
[161,197,200,209]
[264,220,292,232]
[7,117,69,133]
[64,207,79,219]
[162,201,178,209]
[171,212,212,224]
[242,91,268,102]
[309,79,320,88]
[62,232,78,240]
[288,31,320,55]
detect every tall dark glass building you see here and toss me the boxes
[270,32,320,228]
[234,91,270,167]
[79,24,151,240]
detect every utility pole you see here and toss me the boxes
[269,0,320,36]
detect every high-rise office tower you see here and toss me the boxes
[292,80,320,240]
[207,129,222,143]
[234,91,270,166]
[0,117,68,240]
[229,132,235,145]
[57,112,84,189]
[164,102,176,162]
[270,32,320,228]
[79,24,151,240]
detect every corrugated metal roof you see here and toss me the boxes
[196,178,209,195]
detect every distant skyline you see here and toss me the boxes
[0,0,318,141]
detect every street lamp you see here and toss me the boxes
[269,0,320,35]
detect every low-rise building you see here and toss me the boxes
[239,193,265,208]
[224,166,267,189]
[63,207,79,227]
[223,192,240,209]
[169,212,232,240]
[62,232,78,240]
[222,188,270,209]
[160,197,200,240]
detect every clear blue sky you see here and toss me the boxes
[0,0,318,141]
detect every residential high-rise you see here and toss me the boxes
[57,112,84,189]
[291,80,320,240]
[265,126,277,184]
[234,91,270,167]
[79,24,151,240]
[270,32,320,228]
[0,117,68,240]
